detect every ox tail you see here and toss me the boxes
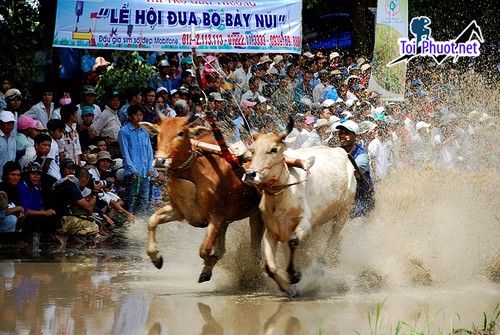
[205,112,245,178]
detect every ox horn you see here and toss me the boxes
[155,105,166,121]
[186,101,198,123]
[279,115,294,140]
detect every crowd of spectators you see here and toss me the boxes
[0,47,497,248]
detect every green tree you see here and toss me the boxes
[95,51,156,106]
[0,0,43,102]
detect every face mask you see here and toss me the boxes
[59,98,72,105]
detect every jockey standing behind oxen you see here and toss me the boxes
[335,120,375,217]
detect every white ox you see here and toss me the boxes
[242,118,356,297]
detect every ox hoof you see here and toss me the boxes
[289,272,302,285]
[198,272,212,283]
[153,256,164,269]
[287,287,299,299]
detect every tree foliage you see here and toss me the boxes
[95,51,156,106]
[0,1,43,101]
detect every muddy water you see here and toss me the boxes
[1,164,499,335]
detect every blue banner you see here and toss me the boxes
[53,0,302,54]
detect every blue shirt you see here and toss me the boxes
[118,102,130,125]
[149,73,173,93]
[16,181,44,212]
[0,129,17,180]
[118,123,155,178]
[351,144,375,216]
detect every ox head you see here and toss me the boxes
[242,116,294,186]
[140,103,211,170]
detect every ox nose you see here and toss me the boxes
[242,169,257,184]
[153,157,169,169]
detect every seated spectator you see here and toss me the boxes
[15,115,41,160]
[48,167,101,245]
[0,162,25,232]
[0,190,17,232]
[16,162,63,243]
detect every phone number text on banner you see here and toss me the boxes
[53,0,302,54]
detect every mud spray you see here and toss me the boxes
[217,73,500,297]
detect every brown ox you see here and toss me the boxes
[242,118,356,297]
[141,112,263,283]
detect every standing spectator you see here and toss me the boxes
[141,87,158,124]
[368,123,392,182]
[0,77,12,111]
[90,90,122,157]
[149,59,173,93]
[118,105,155,215]
[4,88,23,119]
[60,104,82,165]
[336,120,375,217]
[77,106,95,150]
[81,49,97,82]
[24,86,57,128]
[118,87,142,125]
[0,112,17,180]
[44,119,64,184]
[76,86,102,125]
[294,72,314,112]
[271,76,293,116]
[411,121,432,167]
[241,76,263,103]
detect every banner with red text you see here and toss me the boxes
[53,0,302,54]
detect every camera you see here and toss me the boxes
[88,177,112,191]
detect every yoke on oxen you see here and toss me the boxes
[140,106,264,283]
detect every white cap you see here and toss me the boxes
[416,121,431,131]
[345,99,356,107]
[0,111,16,123]
[335,120,360,135]
[321,99,335,108]
[329,52,340,61]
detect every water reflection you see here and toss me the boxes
[1,251,499,335]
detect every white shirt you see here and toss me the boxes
[368,136,391,180]
[47,138,62,180]
[90,105,122,139]
[25,102,57,128]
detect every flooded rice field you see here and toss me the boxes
[1,166,499,334]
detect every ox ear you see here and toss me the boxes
[140,122,159,136]
[189,126,212,138]
[278,115,294,140]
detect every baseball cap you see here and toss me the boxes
[23,161,43,174]
[108,90,120,99]
[4,89,22,101]
[303,51,314,59]
[335,120,360,134]
[159,59,170,67]
[35,120,47,132]
[60,158,76,172]
[329,52,340,61]
[17,115,38,130]
[181,57,193,65]
[83,86,96,95]
[416,121,431,131]
[240,100,257,111]
[251,64,264,73]
[209,92,225,102]
[82,105,95,116]
[0,111,16,123]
